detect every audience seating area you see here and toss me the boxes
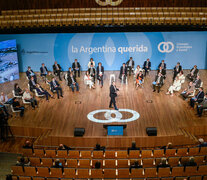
[0,7,207,29]
[11,146,207,179]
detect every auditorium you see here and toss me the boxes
[0,0,207,179]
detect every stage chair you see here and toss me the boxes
[157,167,171,177]
[105,150,116,159]
[194,156,205,165]
[90,169,104,179]
[68,150,80,158]
[22,148,33,156]
[50,168,63,178]
[153,149,165,158]
[33,149,45,157]
[171,166,184,176]
[10,105,21,117]
[167,157,180,166]
[45,149,57,158]
[24,166,37,176]
[188,147,200,156]
[144,168,157,178]
[142,158,155,167]
[41,158,53,167]
[117,151,128,159]
[78,159,91,168]
[56,150,68,158]
[165,149,176,157]
[63,168,76,178]
[29,157,41,166]
[36,167,50,177]
[11,166,24,176]
[34,89,44,98]
[12,90,22,98]
[117,159,129,168]
[118,168,130,179]
[189,176,202,180]
[18,177,31,180]
[104,159,116,168]
[93,151,104,159]
[197,165,207,175]
[129,150,141,158]
[103,169,117,179]
[65,159,78,168]
[77,169,89,179]
[199,147,207,155]
[141,150,153,158]
[80,151,91,158]
[130,168,144,178]
[184,166,198,176]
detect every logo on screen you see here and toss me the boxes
[95,0,123,6]
[158,42,174,53]
[87,109,140,123]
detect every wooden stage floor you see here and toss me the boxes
[1,70,207,147]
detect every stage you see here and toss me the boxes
[1,70,207,148]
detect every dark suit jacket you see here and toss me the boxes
[36,87,45,95]
[157,69,166,76]
[126,59,135,67]
[68,75,77,86]
[190,68,199,76]
[193,79,201,88]
[158,63,166,70]
[96,66,104,76]
[174,65,182,74]
[72,62,81,70]
[50,80,60,92]
[110,85,118,98]
[26,70,35,78]
[195,91,204,102]
[29,79,37,89]
[143,61,151,69]
[40,66,48,75]
[119,66,127,76]
[88,67,96,76]
[155,75,164,86]
[53,64,62,72]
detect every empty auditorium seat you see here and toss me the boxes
[78,159,91,168]
[24,166,37,176]
[103,169,117,179]
[142,150,153,158]
[104,159,116,168]
[90,169,104,179]
[50,168,63,178]
[105,151,116,159]
[65,159,78,168]
[118,168,130,179]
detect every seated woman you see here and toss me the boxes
[134,65,143,78]
[84,71,95,89]
[135,71,144,89]
[177,70,185,84]
[166,76,181,96]
[36,84,53,101]
[12,98,25,117]
[14,83,24,96]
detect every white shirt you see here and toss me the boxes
[88,61,95,68]
[0,95,8,104]
[23,92,32,100]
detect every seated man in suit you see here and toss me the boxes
[173,62,182,81]
[190,87,204,108]
[129,161,142,173]
[186,65,199,81]
[53,61,62,81]
[126,57,134,76]
[157,66,166,79]
[46,71,54,84]
[50,77,63,99]
[12,98,25,117]
[26,66,37,81]
[193,75,201,88]
[143,58,151,76]
[183,157,197,167]
[180,81,195,100]
[156,158,170,170]
[22,140,33,150]
[58,144,71,150]
[23,89,38,109]
[68,73,79,92]
[29,76,37,92]
[119,63,127,83]
[127,141,140,154]
[88,64,96,83]
[97,62,104,88]
[72,59,81,78]
[197,93,207,117]
[152,72,164,93]
[94,143,105,152]
[40,63,48,78]
[88,58,95,68]
[36,84,53,101]
[52,159,64,173]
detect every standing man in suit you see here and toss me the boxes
[126,57,135,76]
[29,76,37,92]
[190,87,204,108]
[88,64,96,83]
[109,81,119,110]
[53,61,62,81]
[143,58,151,76]
[72,59,81,78]
[68,73,79,92]
[119,63,127,83]
[152,72,164,93]
[197,93,207,117]
[26,66,37,81]
[173,62,182,81]
[97,62,104,88]
[40,63,48,78]
[50,77,63,99]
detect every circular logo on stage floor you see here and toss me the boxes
[87,109,140,123]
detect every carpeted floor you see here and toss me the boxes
[0,152,20,180]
